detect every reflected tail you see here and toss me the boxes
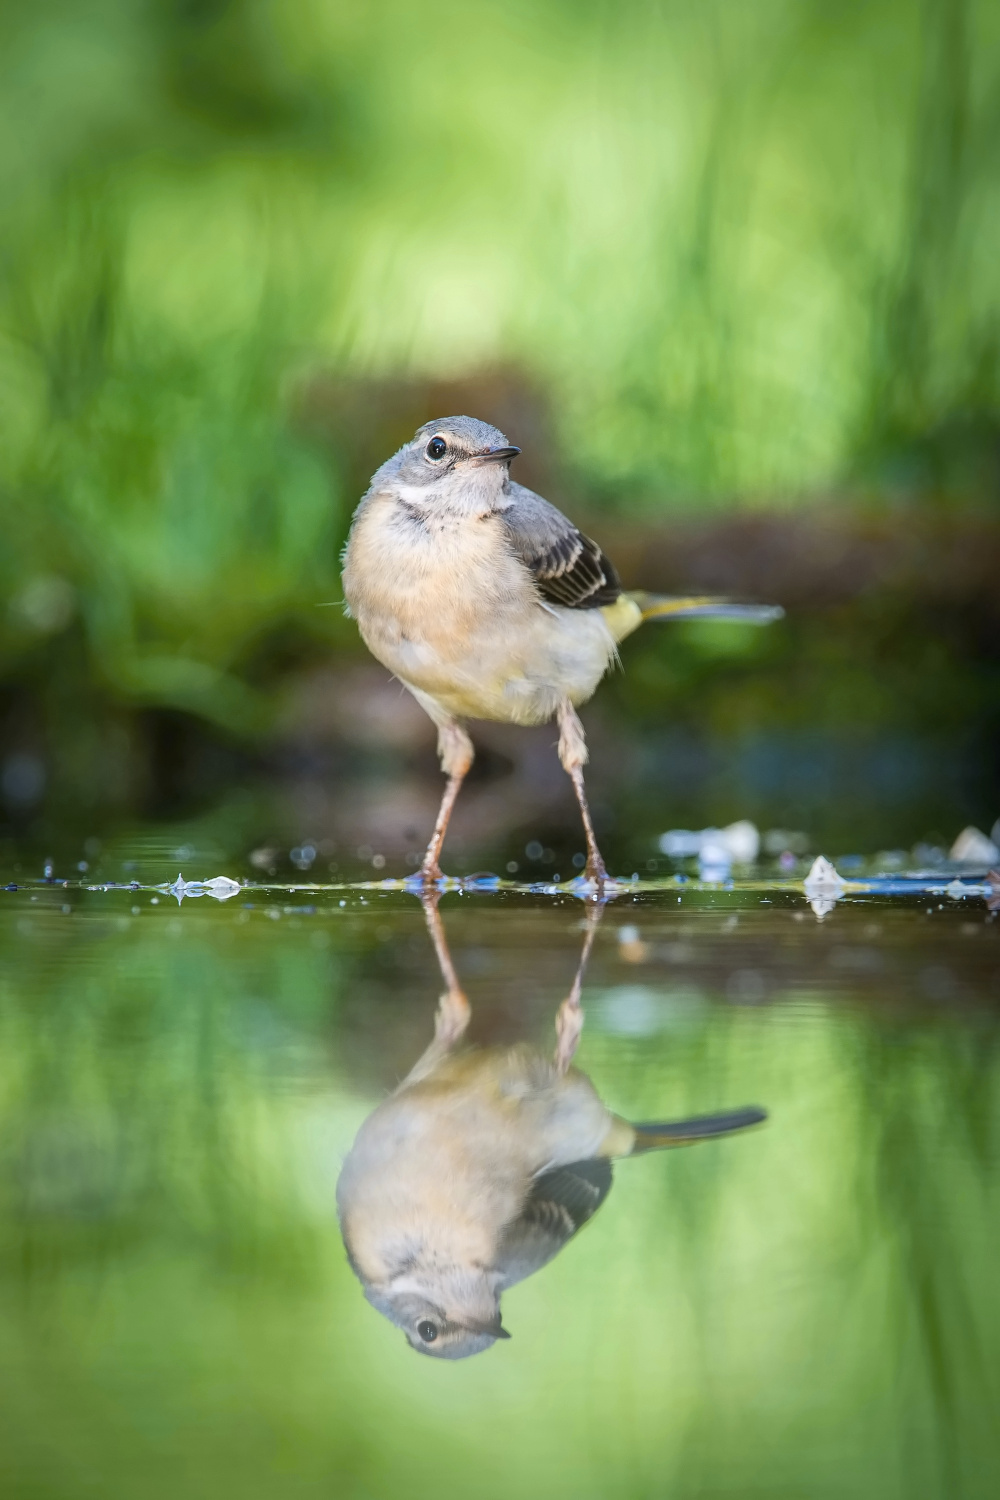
[629,1106,767,1152]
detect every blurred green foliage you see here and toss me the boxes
[0,0,998,779]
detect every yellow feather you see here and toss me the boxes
[637,594,721,620]
[599,595,643,643]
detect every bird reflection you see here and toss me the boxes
[336,897,766,1359]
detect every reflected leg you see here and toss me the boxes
[554,907,602,1074]
[557,699,607,885]
[403,892,472,1084]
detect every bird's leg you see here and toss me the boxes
[556,699,607,885]
[554,906,602,1073]
[403,892,472,1084]
[420,720,474,884]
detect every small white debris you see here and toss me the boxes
[659,820,760,864]
[949,827,1000,865]
[163,873,242,904]
[804,855,845,889]
[803,856,846,918]
[659,830,702,857]
[720,820,760,863]
[699,834,731,867]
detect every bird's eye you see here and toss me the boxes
[416,1320,439,1343]
[425,437,447,461]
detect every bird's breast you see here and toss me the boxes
[345,499,528,641]
[342,497,617,722]
[336,1052,619,1283]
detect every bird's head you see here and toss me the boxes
[374,416,520,516]
[364,1269,511,1360]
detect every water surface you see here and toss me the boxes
[1,862,998,1499]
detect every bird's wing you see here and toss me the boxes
[495,1158,613,1288]
[499,482,621,609]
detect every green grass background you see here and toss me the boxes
[2,0,998,742]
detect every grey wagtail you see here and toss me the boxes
[342,415,782,886]
[336,895,767,1359]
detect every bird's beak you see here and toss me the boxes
[462,1315,511,1339]
[473,446,520,464]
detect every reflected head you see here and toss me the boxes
[366,1287,511,1360]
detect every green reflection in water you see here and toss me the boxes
[0,885,998,1499]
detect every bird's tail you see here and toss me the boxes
[633,591,784,625]
[602,593,783,644]
[629,1106,767,1153]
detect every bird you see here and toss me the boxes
[341,415,782,887]
[336,895,767,1360]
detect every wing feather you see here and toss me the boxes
[500,482,621,610]
[495,1159,613,1288]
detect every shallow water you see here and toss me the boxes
[1,852,999,1500]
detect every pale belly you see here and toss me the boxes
[368,603,617,726]
[343,497,620,726]
[337,1053,618,1281]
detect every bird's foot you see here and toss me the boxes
[568,852,626,903]
[403,862,451,897]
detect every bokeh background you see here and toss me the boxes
[2,0,999,873]
[2,13,999,1495]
